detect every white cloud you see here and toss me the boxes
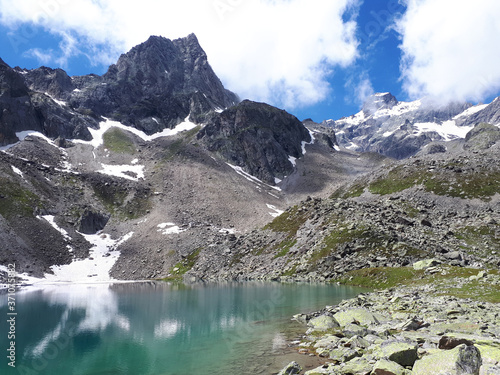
[0,0,361,109]
[397,0,500,104]
[355,74,374,105]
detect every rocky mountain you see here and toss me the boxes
[4,33,237,146]
[324,92,500,159]
[0,34,360,282]
[0,34,499,289]
[197,100,313,184]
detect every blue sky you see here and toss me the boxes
[1,0,500,123]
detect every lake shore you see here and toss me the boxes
[279,283,500,375]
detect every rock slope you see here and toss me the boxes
[186,135,500,282]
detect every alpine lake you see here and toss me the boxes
[1,281,367,375]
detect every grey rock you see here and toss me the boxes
[412,344,482,375]
[278,361,302,375]
[308,315,340,331]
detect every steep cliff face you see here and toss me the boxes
[0,59,43,145]
[69,34,238,132]
[4,34,239,144]
[197,100,312,184]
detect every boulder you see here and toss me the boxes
[329,347,360,363]
[412,344,482,375]
[375,340,418,367]
[333,308,381,327]
[307,315,340,331]
[371,359,412,375]
[439,336,474,350]
[278,361,302,375]
[341,357,373,374]
[343,323,370,338]
[413,259,441,270]
[476,344,500,369]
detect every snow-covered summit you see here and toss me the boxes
[323,93,499,159]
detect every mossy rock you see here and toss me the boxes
[374,341,418,367]
[371,359,412,375]
[307,315,340,331]
[333,308,381,327]
[412,344,481,375]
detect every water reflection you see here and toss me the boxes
[0,282,367,375]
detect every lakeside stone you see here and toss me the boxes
[277,361,302,375]
[333,308,381,327]
[308,315,340,331]
[412,344,482,375]
[292,286,498,375]
[340,357,373,374]
[371,359,412,375]
[374,340,418,367]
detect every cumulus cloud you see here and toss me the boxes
[397,0,500,104]
[0,0,361,109]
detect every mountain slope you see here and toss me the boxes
[187,139,500,282]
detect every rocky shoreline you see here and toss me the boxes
[277,286,500,375]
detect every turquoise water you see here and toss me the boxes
[0,282,366,375]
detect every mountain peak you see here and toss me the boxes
[363,92,398,114]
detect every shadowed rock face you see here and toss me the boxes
[0,34,238,145]
[197,100,312,184]
[78,210,111,235]
[0,59,43,145]
[70,34,238,132]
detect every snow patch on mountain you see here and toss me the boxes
[267,204,284,218]
[73,116,198,149]
[98,163,145,181]
[11,165,24,178]
[453,104,489,119]
[157,223,185,235]
[227,163,281,192]
[373,100,422,119]
[37,215,72,240]
[413,121,474,141]
[43,232,133,283]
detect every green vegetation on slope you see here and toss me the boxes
[337,160,500,201]
[336,266,500,303]
[0,177,42,219]
[164,248,202,280]
[103,128,136,154]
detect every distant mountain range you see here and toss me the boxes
[323,92,500,158]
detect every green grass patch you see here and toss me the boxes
[336,266,500,303]
[103,128,136,154]
[368,163,500,201]
[166,249,202,279]
[331,182,366,199]
[369,166,423,195]
[310,224,391,265]
[264,206,309,236]
[281,264,298,277]
[335,267,424,289]
[274,239,297,258]
[0,177,41,219]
